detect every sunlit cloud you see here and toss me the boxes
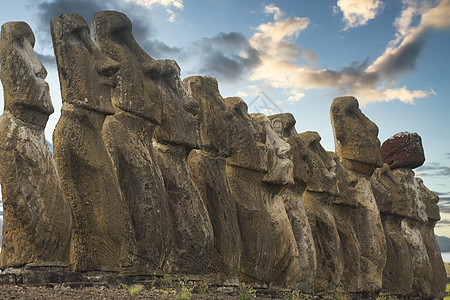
[264,4,284,20]
[124,0,183,9]
[334,0,383,30]
[245,2,449,104]
[124,0,183,22]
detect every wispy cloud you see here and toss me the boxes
[124,0,183,22]
[180,32,260,81]
[334,0,383,30]
[264,4,284,21]
[34,0,180,59]
[244,2,450,104]
[416,161,450,177]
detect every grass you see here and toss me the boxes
[238,282,256,300]
[444,283,450,300]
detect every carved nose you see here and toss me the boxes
[184,96,200,116]
[34,64,47,79]
[96,57,120,77]
[276,138,290,158]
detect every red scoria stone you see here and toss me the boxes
[380,132,425,169]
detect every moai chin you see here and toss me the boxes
[51,13,133,272]
[0,21,71,269]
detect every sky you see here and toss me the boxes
[0,0,449,240]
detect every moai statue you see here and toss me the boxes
[372,132,445,297]
[152,75,214,279]
[251,113,303,290]
[0,22,71,269]
[91,10,174,276]
[223,97,275,288]
[299,131,342,292]
[330,96,383,176]
[330,96,386,292]
[329,153,362,293]
[267,113,316,292]
[371,165,414,295]
[183,77,240,284]
[416,178,447,299]
[51,13,133,272]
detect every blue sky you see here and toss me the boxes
[0,0,449,238]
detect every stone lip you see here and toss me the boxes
[380,132,425,170]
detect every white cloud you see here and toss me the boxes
[236,91,249,97]
[335,0,383,30]
[124,0,183,21]
[124,0,183,9]
[245,2,450,105]
[265,4,284,20]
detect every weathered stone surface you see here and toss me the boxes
[251,114,299,290]
[299,131,342,292]
[370,165,413,294]
[91,11,164,125]
[188,151,240,285]
[91,11,174,276]
[184,78,240,285]
[330,154,360,292]
[0,22,71,269]
[381,215,414,295]
[300,131,337,195]
[330,96,382,175]
[391,168,427,223]
[417,178,446,299]
[224,97,267,172]
[380,132,425,169]
[184,76,232,157]
[252,114,294,186]
[51,13,132,272]
[268,113,310,184]
[219,100,274,287]
[420,224,447,299]
[153,143,213,278]
[268,113,315,292]
[350,171,386,292]
[401,218,433,298]
[417,178,440,222]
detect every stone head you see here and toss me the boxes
[153,60,200,148]
[416,177,440,222]
[299,131,337,195]
[251,113,294,186]
[268,113,311,184]
[330,96,382,175]
[0,22,53,128]
[224,97,267,172]
[91,11,162,124]
[183,76,232,157]
[50,13,119,114]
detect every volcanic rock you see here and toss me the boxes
[252,113,299,290]
[380,132,425,169]
[92,11,174,276]
[0,21,71,269]
[184,78,240,285]
[268,113,316,292]
[299,131,342,292]
[330,96,382,175]
[51,13,133,272]
[222,99,274,287]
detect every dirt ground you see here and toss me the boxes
[0,284,242,299]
